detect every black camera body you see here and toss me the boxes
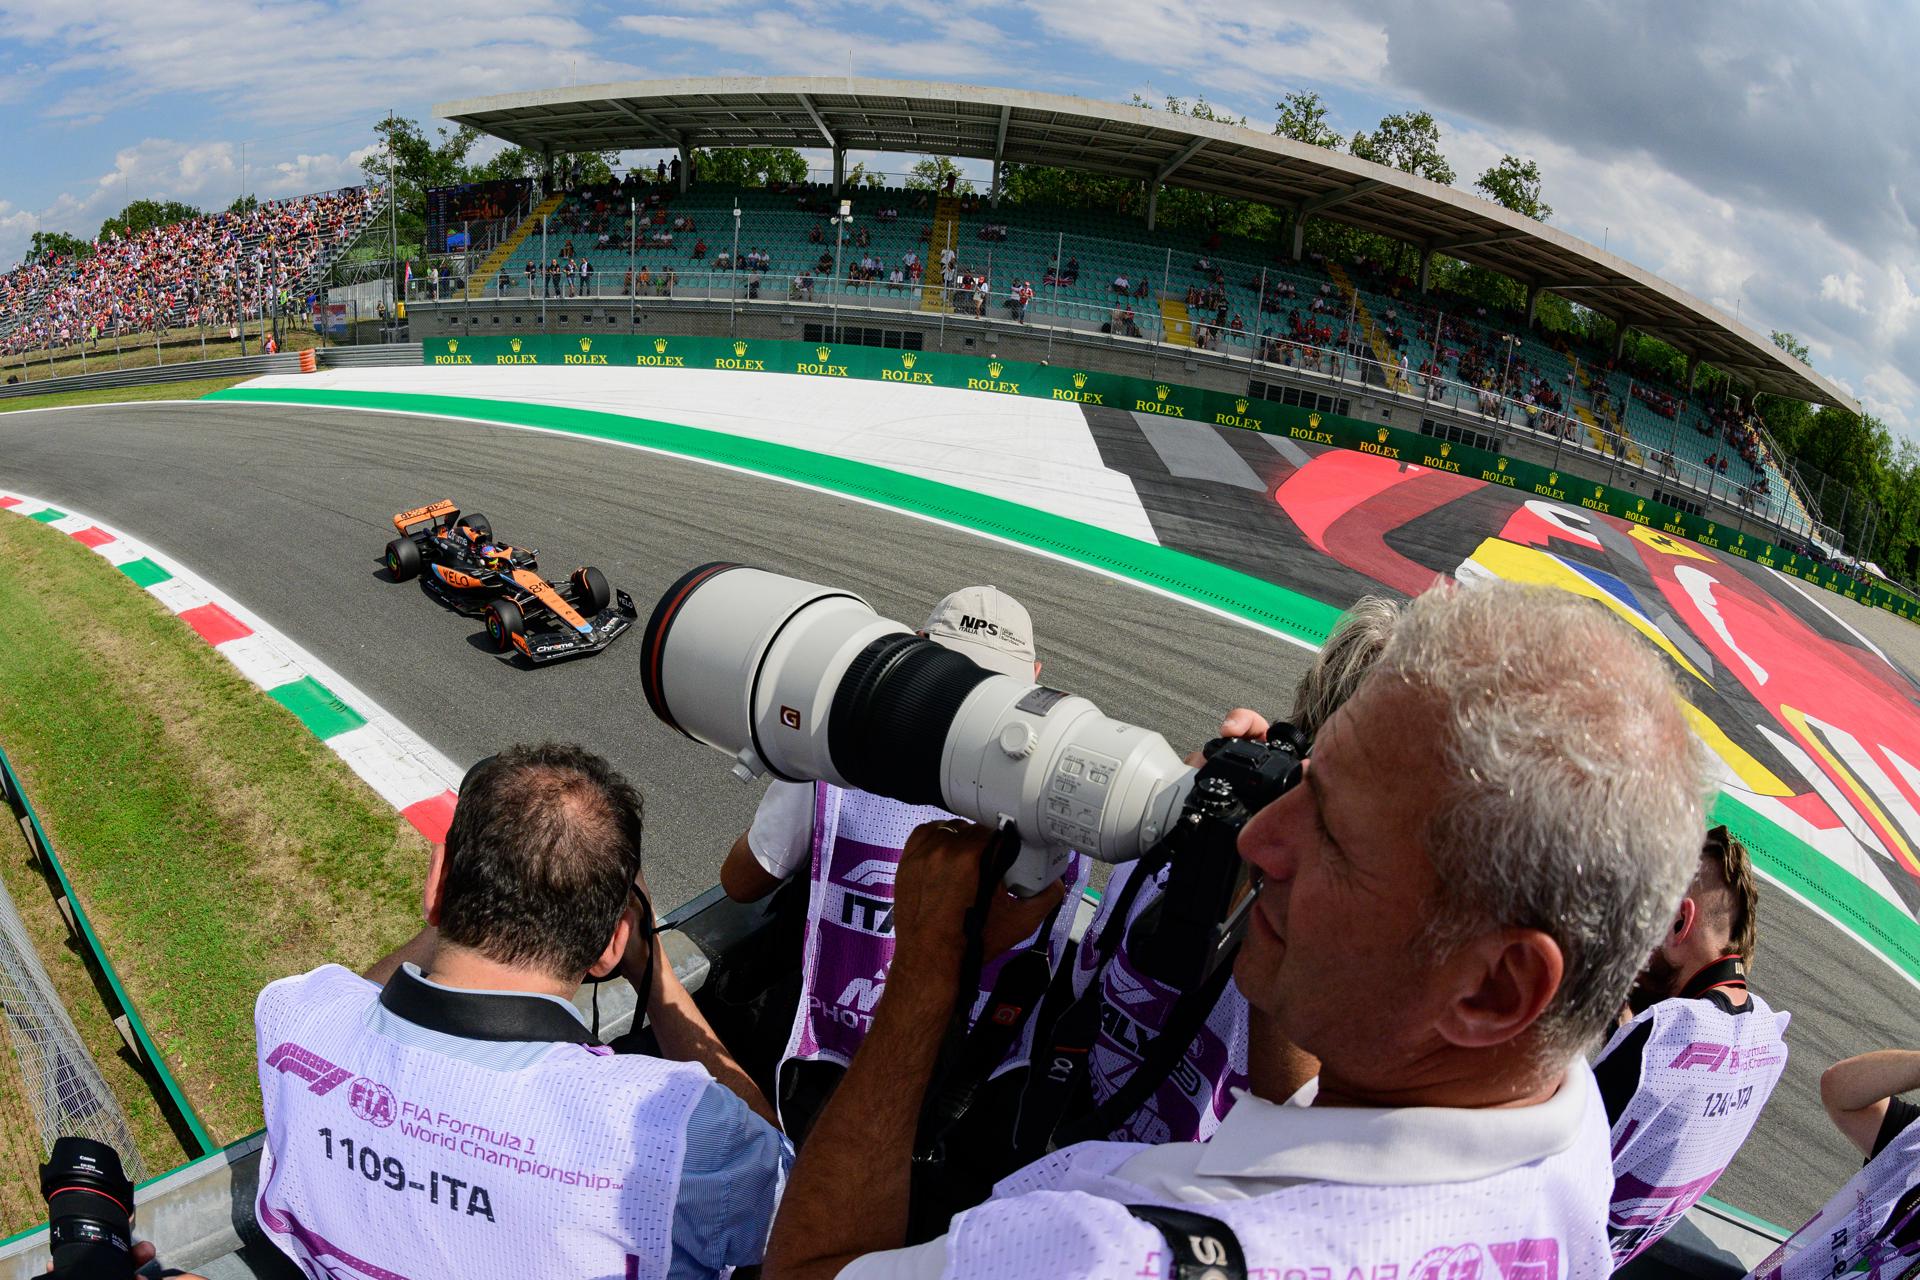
[1126,724,1307,991]
[40,1136,137,1279]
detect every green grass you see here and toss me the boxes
[0,376,248,414]
[0,513,431,1145]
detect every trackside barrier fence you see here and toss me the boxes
[0,741,215,1158]
[418,333,1920,622]
[0,345,421,401]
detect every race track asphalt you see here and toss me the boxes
[1,398,1909,1229]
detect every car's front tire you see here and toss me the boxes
[571,566,612,615]
[386,537,422,580]
[485,598,525,652]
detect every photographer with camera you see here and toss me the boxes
[37,1137,208,1279]
[718,586,1080,1140]
[1593,825,1789,1266]
[1033,597,1402,1153]
[1741,1049,1920,1279]
[253,743,790,1280]
[756,582,1711,1279]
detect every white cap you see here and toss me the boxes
[921,586,1037,679]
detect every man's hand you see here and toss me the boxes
[1185,708,1274,766]
[895,823,1066,984]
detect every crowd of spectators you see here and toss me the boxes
[0,187,381,356]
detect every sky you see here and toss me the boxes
[2,0,1914,433]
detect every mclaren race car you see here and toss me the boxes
[383,500,637,663]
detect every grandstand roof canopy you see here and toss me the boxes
[440,76,1854,411]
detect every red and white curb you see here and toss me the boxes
[0,490,460,841]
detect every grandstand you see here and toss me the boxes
[0,187,386,356]
[450,178,1809,528]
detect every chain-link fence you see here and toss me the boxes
[0,862,145,1182]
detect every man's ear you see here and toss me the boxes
[423,841,448,926]
[588,913,633,982]
[1670,896,1699,946]
[1435,928,1564,1050]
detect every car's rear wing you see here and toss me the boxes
[392,499,458,536]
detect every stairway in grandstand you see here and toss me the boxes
[1326,262,1412,393]
[1568,362,1642,464]
[467,193,565,299]
[1158,294,1195,347]
[920,196,962,311]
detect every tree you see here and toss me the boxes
[1000,164,1142,216]
[98,199,201,241]
[228,194,259,214]
[844,161,887,191]
[358,115,482,253]
[26,230,90,263]
[1152,95,1247,128]
[1274,90,1342,149]
[1474,155,1552,221]
[1349,111,1455,185]
[907,155,974,194]
[690,147,808,188]
[1771,330,1812,364]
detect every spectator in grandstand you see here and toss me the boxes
[1591,825,1788,1266]
[720,588,1081,1146]
[1045,598,1401,1161]
[765,581,1711,1280]
[255,743,789,1280]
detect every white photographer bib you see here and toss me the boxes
[1600,992,1790,1266]
[939,1074,1616,1279]
[255,965,710,1280]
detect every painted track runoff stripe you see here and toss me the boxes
[0,489,460,840]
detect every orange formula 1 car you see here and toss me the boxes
[383,500,637,663]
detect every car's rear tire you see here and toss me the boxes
[386,537,422,580]
[571,566,611,615]
[457,513,492,541]
[485,598,525,652]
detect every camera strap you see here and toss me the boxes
[1124,1204,1248,1280]
[1057,945,1238,1148]
[1011,849,1171,1155]
[917,933,1059,1154]
[912,823,1027,1160]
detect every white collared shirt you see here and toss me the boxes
[840,1063,1602,1278]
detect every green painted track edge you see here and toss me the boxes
[1699,1193,1788,1240]
[203,385,1345,648]
[0,741,216,1155]
[1712,791,1920,988]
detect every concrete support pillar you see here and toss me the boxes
[1291,211,1307,260]
[1687,357,1700,392]
[677,137,690,193]
[1145,185,1158,232]
[1525,282,1540,326]
[991,157,1003,209]
[832,147,845,197]
[1613,325,1627,360]
[541,146,554,196]
[1418,249,1432,294]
